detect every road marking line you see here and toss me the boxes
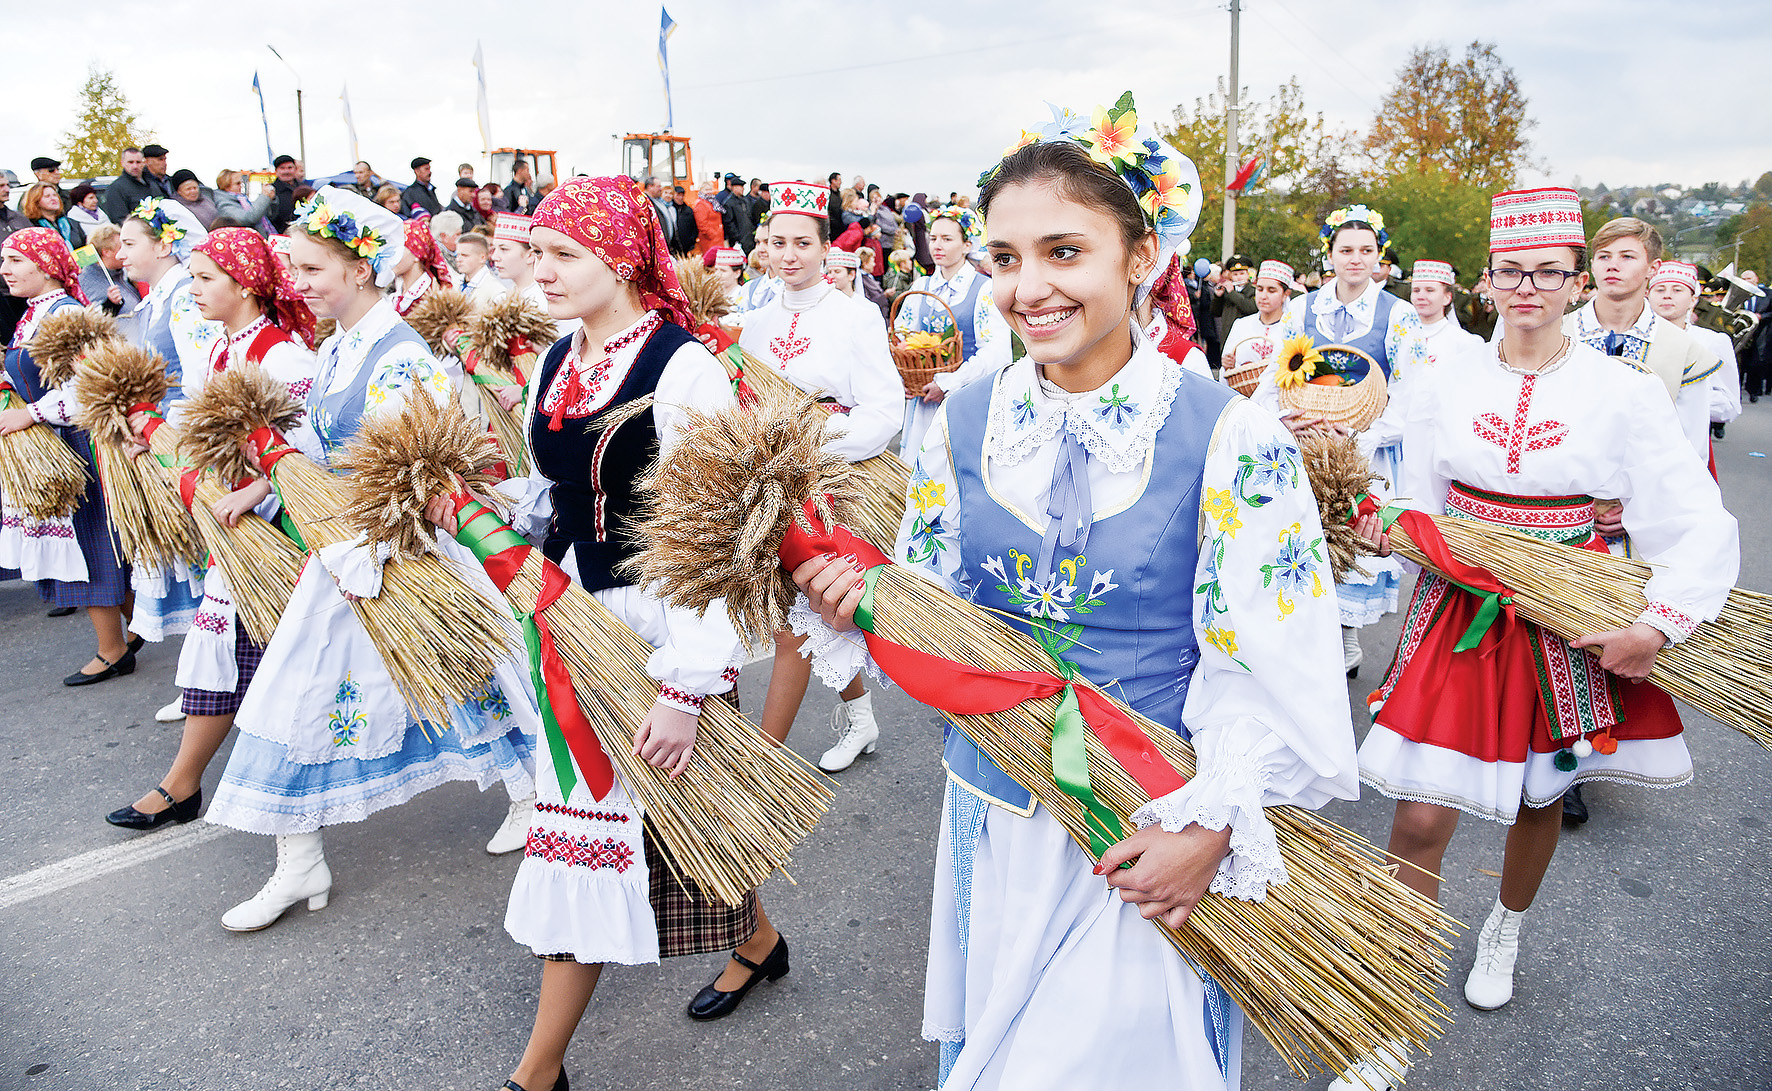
[0,821,231,911]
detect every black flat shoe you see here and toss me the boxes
[502,1066,568,1091]
[127,634,144,654]
[106,786,201,830]
[64,650,136,687]
[47,605,76,617]
[1561,784,1589,825]
[687,935,789,1021]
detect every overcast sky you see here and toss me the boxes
[7,0,1770,199]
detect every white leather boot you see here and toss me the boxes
[1342,626,1363,677]
[155,698,186,723]
[1464,899,1525,1009]
[1327,1041,1410,1090]
[221,831,332,932]
[486,791,536,855]
[818,691,879,772]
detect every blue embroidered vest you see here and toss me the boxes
[910,273,989,367]
[137,271,195,406]
[1302,286,1404,381]
[308,322,432,463]
[940,367,1236,811]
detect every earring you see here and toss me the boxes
[241,288,251,299]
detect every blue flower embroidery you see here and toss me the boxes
[1095,383,1141,433]
[1260,522,1327,620]
[906,513,949,564]
[473,685,512,720]
[1012,390,1038,430]
[329,672,366,747]
[1234,441,1301,506]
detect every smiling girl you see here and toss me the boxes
[793,96,1356,1090]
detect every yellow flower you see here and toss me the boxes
[1274,334,1324,390]
[1003,129,1040,158]
[1203,487,1241,537]
[354,233,383,260]
[1085,103,1139,166]
[910,479,946,513]
[1206,626,1239,658]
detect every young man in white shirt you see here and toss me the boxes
[455,232,504,304]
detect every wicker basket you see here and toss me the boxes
[1223,334,1280,397]
[1275,344,1389,433]
[888,289,964,399]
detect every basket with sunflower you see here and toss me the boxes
[1273,335,1389,432]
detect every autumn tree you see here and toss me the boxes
[1354,172,1493,280]
[1364,41,1537,190]
[55,67,154,179]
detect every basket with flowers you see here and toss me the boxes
[1273,334,1388,432]
[887,290,963,398]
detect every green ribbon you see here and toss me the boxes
[1453,588,1514,652]
[454,500,529,561]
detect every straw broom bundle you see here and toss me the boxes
[1300,431,1772,751]
[331,392,833,906]
[178,367,520,727]
[73,342,304,644]
[69,343,206,571]
[29,307,123,389]
[466,294,556,474]
[0,384,87,520]
[627,390,1455,1079]
[406,288,532,469]
[405,288,477,360]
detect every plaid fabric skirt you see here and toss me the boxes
[181,624,267,717]
[53,431,128,610]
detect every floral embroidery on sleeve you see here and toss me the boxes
[1261,521,1328,619]
[1199,436,1319,666]
[904,465,952,564]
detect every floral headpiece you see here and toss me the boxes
[291,186,405,289]
[1320,205,1388,251]
[979,92,1202,305]
[931,204,983,243]
[131,197,186,245]
[297,198,385,260]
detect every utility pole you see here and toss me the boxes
[1222,0,1241,261]
[267,45,306,172]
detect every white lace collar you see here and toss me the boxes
[925,263,975,299]
[1309,277,1382,320]
[984,324,1181,475]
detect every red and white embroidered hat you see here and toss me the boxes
[268,234,291,255]
[713,247,745,268]
[769,181,829,219]
[1256,259,1294,288]
[1649,259,1700,295]
[493,212,533,245]
[824,248,859,270]
[1489,187,1585,253]
[1412,259,1455,286]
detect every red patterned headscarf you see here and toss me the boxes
[2,227,88,305]
[193,227,318,348]
[531,176,694,331]
[403,216,452,288]
[1148,251,1197,344]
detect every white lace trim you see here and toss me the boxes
[921,1020,966,1044]
[205,754,523,835]
[983,342,1181,475]
[788,593,884,692]
[1129,750,1287,901]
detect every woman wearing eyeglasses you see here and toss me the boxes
[1330,187,1739,1090]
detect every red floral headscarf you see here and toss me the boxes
[1148,251,1197,344]
[193,227,318,348]
[403,216,453,287]
[2,227,88,305]
[532,176,694,331]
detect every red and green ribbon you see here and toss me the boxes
[1349,493,1516,652]
[780,502,1186,860]
[451,493,615,803]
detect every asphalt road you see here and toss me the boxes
[2,407,1770,1091]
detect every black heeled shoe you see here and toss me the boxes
[1561,784,1589,825]
[502,1066,568,1091]
[687,934,789,1021]
[64,649,136,687]
[47,605,76,618]
[106,786,201,830]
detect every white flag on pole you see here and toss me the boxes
[473,42,493,155]
[341,84,360,163]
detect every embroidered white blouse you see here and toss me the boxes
[136,266,222,399]
[1401,339,1738,641]
[497,312,746,713]
[799,329,1359,900]
[1419,315,1483,364]
[1567,301,1713,463]
[308,299,455,455]
[738,282,903,462]
[894,264,1012,392]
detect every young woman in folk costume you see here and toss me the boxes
[1333,189,1738,1091]
[1248,205,1430,676]
[793,96,1356,1091]
[0,229,140,685]
[737,182,902,774]
[204,187,541,932]
[392,214,456,316]
[1409,260,1482,364]
[893,204,1012,458]
[422,176,779,1091]
[1138,252,1213,378]
[105,227,319,829]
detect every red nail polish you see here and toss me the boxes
[1092,863,1105,875]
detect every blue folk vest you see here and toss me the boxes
[1301,286,1405,381]
[137,271,195,406]
[909,271,990,367]
[940,366,1236,811]
[4,296,82,401]
[308,321,432,463]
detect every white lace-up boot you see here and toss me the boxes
[221,831,332,932]
[1342,625,1363,676]
[486,791,536,855]
[1464,899,1525,1009]
[1327,1041,1410,1090]
[155,698,186,723]
[818,691,879,772]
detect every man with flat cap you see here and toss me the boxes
[718,172,755,251]
[444,176,483,231]
[102,146,162,220]
[28,157,70,210]
[403,157,442,217]
[141,144,174,198]
[269,154,302,233]
[1212,252,1259,328]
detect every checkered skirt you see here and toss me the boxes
[180,624,266,717]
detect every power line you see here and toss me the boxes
[1248,7,1381,113]
[1266,0,1391,97]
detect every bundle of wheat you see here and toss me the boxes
[0,384,87,520]
[178,367,520,726]
[465,293,555,473]
[405,288,477,359]
[674,259,736,326]
[28,308,122,389]
[626,392,1457,1079]
[332,393,833,905]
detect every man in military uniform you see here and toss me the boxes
[1211,252,1259,329]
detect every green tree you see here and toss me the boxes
[1716,201,1772,277]
[55,67,154,179]
[1364,41,1537,191]
[1753,172,1772,200]
[1354,171,1493,279]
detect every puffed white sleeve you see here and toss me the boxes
[821,304,903,462]
[261,340,324,464]
[1607,377,1740,642]
[1708,341,1742,424]
[1672,352,1717,463]
[1129,400,1358,901]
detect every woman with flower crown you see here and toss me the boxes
[892,204,1012,459]
[203,186,541,933]
[737,182,903,776]
[1248,205,1429,677]
[792,94,1356,1090]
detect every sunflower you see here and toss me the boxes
[1274,334,1324,390]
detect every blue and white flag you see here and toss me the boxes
[658,8,678,130]
[252,72,275,167]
